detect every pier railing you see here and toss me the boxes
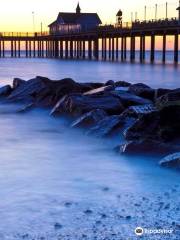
[0,32,49,37]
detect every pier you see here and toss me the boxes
[0,18,180,63]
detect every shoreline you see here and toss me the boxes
[0,75,180,170]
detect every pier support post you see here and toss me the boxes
[121,37,124,61]
[109,38,111,59]
[60,41,63,58]
[140,36,143,62]
[174,33,179,63]
[151,35,155,63]
[65,40,68,58]
[94,38,99,60]
[130,36,135,61]
[104,38,107,60]
[70,40,73,58]
[162,34,166,63]
[88,40,92,59]
[112,38,115,60]
[55,41,59,58]
[82,40,86,59]
[116,38,119,60]
[142,36,146,61]
[18,41,20,57]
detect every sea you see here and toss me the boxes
[0,52,179,239]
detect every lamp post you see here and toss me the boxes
[155,4,157,20]
[32,12,35,33]
[144,6,147,21]
[166,2,168,19]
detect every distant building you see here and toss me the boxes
[48,3,102,35]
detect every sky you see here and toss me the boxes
[0,0,179,32]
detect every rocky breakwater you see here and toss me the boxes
[1,76,180,170]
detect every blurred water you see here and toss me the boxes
[0,57,180,239]
[0,52,180,89]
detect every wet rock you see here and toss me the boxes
[159,152,180,169]
[84,209,93,215]
[158,105,180,141]
[54,223,63,230]
[9,77,92,106]
[105,80,115,87]
[51,94,124,117]
[156,88,180,109]
[0,85,12,97]
[128,83,155,100]
[71,109,107,128]
[118,139,180,156]
[121,104,157,118]
[111,90,152,107]
[124,111,160,140]
[64,202,73,207]
[115,81,131,87]
[83,85,114,96]
[16,103,34,113]
[87,115,124,137]
[13,78,26,89]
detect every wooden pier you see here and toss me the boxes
[0,19,180,63]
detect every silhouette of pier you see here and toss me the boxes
[0,18,180,63]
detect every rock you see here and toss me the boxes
[124,111,160,140]
[83,85,114,96]
[87,115,124,137]
[158,106,180,141]
[154,88,172,99]
[0,85,12,97]
[13,78,26,89]
[51,94,124,117]
[156,88,180,110]
[115,81,131,87]
[159,152,180,169]
[129,83,155,101]
[121,104,157,118]
[9,77,91,106]
[105,80,115,87]
[71,109,107,128]
[118,139,180,156]
[54,223,63,230]
[16,103,34,113]
[111,90,152,107]
[84,209,93,215]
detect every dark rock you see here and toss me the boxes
[118,139,180,156]
[13,78,26,89]
[16,103,34,113]
[0,85,12,97]
[9,77,92,106]
[105,80,115,87]
[156,88,180,109]
[71,109,107,128]
[83,85,114,96]
[129,83,155,101]
[159,152,180,169]
[154,88,172,99]
[124,111,160,140]
[84,209,93,215]
[111,90,152,107]
[158,105,180,141]
[87,115,125,137]
[54,223,63,230]
[121,104,157,118]
[51,94,124,117]
[115,81,131,87]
